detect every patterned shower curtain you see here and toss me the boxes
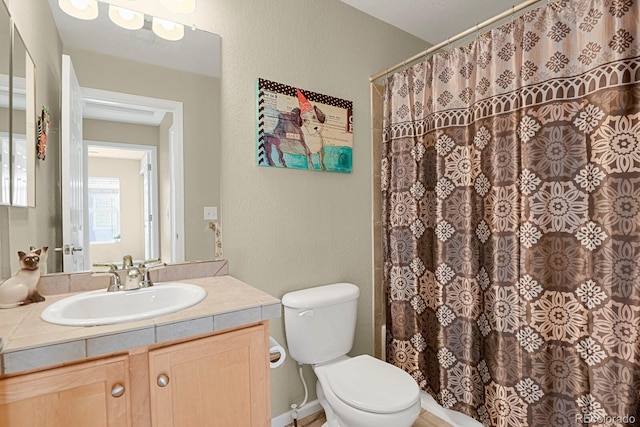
[381,1,639,426]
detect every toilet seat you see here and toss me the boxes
[323,355,419,414]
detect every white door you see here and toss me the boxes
[61,55,89,272]
[168,126,184,262]
[141,150,159,261]
[142,154,151,260]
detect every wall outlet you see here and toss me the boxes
[204,206,218,220]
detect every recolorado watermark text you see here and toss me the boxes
[575,414,636,424]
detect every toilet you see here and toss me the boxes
[282,283,421,427]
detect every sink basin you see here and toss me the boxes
[41,282,207,326]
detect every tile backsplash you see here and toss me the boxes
[37,260,229,295]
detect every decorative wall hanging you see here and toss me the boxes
[36,106,50,161]
[256,78,353,173]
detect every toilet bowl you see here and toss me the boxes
[313,355,421,427]
[282,283,422,427]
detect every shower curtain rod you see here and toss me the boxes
[369,0,543,82]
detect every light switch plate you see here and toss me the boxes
[204,207,218,220]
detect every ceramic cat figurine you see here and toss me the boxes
[30,245,48,275]
[0,248,45,309]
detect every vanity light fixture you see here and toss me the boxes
[152,17,184,41]
[58,0,187,42]
[160,0,195,14]
[108,5,144,30]
[58,0,98,20]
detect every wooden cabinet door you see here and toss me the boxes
[0,355,130,427]
[149,323,270,427]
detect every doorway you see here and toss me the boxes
[85,142,158,267]
[78,87,184,268]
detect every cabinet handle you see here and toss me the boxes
[111,384,125,398]
[157,374,170,387]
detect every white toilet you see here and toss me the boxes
[282,283,421,427]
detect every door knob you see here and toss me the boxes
[55,245,83,255]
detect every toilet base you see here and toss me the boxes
[316,381,342,427]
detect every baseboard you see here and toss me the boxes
[271,399,323,427]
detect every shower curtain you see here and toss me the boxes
[381,1,639,426]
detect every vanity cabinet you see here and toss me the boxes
[0,355,130,427]
[0,322,270,427]
[149,323,270,427]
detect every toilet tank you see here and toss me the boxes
[282,283,359,365]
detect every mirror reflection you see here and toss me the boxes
[75,87,175,271]
[2,0,221,274]
[0,1,10,205]
[11,27,36,208]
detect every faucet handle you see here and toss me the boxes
[92,262,118,272]
[92,270,122,292]
[140,258,161,268]
[141,261,166,287]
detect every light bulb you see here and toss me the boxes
[152,17,184,41]
[58,0,98,20]
[108,5,144,30]
[70,0,90,10]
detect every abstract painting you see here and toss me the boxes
[256,78,353,173]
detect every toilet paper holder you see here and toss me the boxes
[269,336,286,369]
[270,352,282,363]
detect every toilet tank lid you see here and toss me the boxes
[282,283,359,309]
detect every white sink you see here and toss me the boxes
[41,282,207,326]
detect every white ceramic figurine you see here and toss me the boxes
[0,247,45,308]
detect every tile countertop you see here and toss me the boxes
[0,275,281,375]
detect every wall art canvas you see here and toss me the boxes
[256,78,353,173]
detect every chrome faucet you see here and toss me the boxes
[93,258,165,292]
[123,258,165,290]
[124,266,142,290]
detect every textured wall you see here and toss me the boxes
[210,0,425,417]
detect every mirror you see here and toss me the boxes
[11,26,36,207]
[75,87,182,271]
[2,0,221,274]
[0,0,9,205]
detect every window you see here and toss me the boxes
[88,177,121,243]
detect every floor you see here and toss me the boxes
[286,408,453,427]
[284,391,484,427]
[285,411,326,427]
